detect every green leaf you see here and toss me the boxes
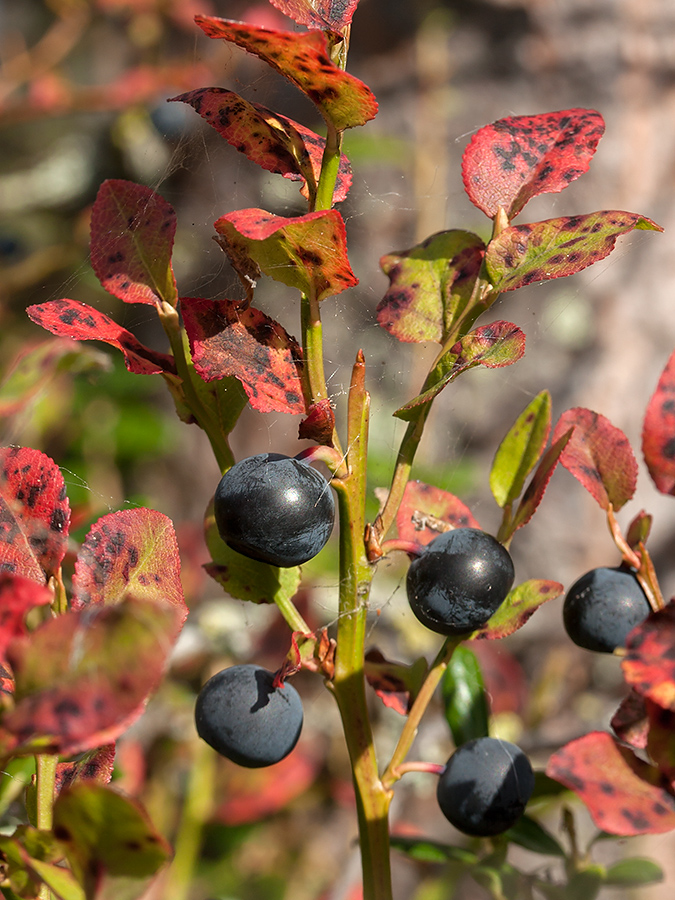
[604,857,663,887]
[441,645,490,745]
[503,815,566,857]
[563,866,605,900]
[530,771,570,801]
[472,579,563,640]
[490,391,551,507]
[0,826,85,900]
[389,835,478,865]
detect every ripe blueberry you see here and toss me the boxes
[406,528,515,635]
[563,566,651,653]
[214,453,335,567]
[436,737,534,837]
[195,664,304,767]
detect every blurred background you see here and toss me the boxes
[2,0,675,898]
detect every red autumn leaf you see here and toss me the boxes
[611,691,650,751]
[55,745,116,794]
[181,297,306,415]
[551,408,637,511]
[462,109,605,220]
[72,509,187,629]
[215,208,357,302]
[195,16,378,131]
[3,597,182,757]
[298,398,335,445]
[472,579,563,641]
[26,300,176,375]
[269,0,359,30]
[485,212,663,293]
[396,481,479,548]
[622,602,675,710]
[547,731,675,835]
[643,346,675,495]
[0,446,70,582]
[646,701,675,783]
[364,649,428,715]
[171,88,352,203]
[510,428,573,532]
[0,574,52,661]
[90,179,178,306]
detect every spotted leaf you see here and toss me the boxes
[364,649,427,716]
[269,0,359,30]
[90,179,177,306]
[472,579,562,640]
[215,208,357,302]
[27,300,175,375]
[622,602,675,710]
[643,346,675,495]
[396,480,479,548]
[56,745,116,794]
[195,17,378,131]
[172,88,352,203]
[181,297,306,415]
[0,446,70,582]
[551,407,637,511]
[485,212,662,293]
[394,322,525,421]
[377,230,485,343]
[547,731,675,835]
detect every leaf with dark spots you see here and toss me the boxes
[462,108,605,219]
[377,230,485,343]
[551,408,637,510]
[204,498,301,606]
[510,428,573,532]
[643,346,675,495]
[0,825,84,900]
[56,745,116,794]
[27,299,176,376]
[90,180,177,306]
[194,17,377,131]
[547,731,675,835]
[611,691,650,750]
[485,211,663,292]
[269,0,359,30]
[0,446,71,582]
[394,322,525,421]
[181,297,306,415]
[171,88,352,203]
[3,597,182,757]
[215,208,356,302]
[364,649,428,716]
[471,579,562,640]
[623,602,675,710]
[0,573,52,661]
[72,509,186,627]
[490,390,551,508]
[298,399,335,445]
[396,480,479,547]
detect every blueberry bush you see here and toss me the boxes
[2,1,675,899]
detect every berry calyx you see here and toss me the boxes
[406,528,515,635]
[214,453,335,567]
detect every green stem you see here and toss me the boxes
[36,754,58,900]
[314,124,342,212]
[275,590,311,634]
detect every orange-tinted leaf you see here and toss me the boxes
[195,17,377,131]
[486,212,662,293]
[623,602,675,710]
[396,480,479,547]
[511,428,573,532]
[0,574,52,660]
[552,408,637,510]
[364,649,428,715]
[0,446,70,582]
[472,579,562,640]
[90,179,177,306]
[172,88,352,203]
[377,230,485,343]
[55,745,116,794]
[215,208,357,302]
[547,731,675,835]
[463,109,605,219]
[26,300,176,375]
[269,0,359,30]
[643,346,675,495]
[298,399,335,445]
[181,297,305,415]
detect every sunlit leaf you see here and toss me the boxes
[490,391,551,507]
[643,346,675,495]
[472,579,563,640]
[623,601,675,710]
[55,746,116,794]
[510,428,573,532]
[269,0,359,30]
[396,480,479,547]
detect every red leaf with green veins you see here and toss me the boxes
[72,509,187,626]
[195,17,378,131]
[485,211,662,292]
[462,109,605,219]
[90,179,177,306]
[547,731,675,835]
[394,322,525,421]
[643,347,675,495]
[551,408,637,510]
[472,579,562,640]
[510,428,573,532]
[364,649,428,715]
[269,0,359,30]
[377,230,485,344]
[3,597,182,757]
[0,446,70,582]
[215,208,357,302]
[26,299,176,375]
[0,574,52,660]
[396,481,479,547]
[172,88,352,203]
[623,602,675,710]
[181,297,305,415]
